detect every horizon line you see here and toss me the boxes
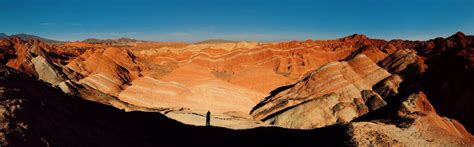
[1,31,470,43]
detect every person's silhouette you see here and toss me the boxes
[206,111,211,126]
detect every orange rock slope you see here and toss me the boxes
[0,32,473,141]
[250,54,391,127]
[53,35,384,114]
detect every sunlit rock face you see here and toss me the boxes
[250,54,391,128]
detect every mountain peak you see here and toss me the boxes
[342,33,369,42]
[449,31,467,39]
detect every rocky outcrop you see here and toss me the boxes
[67,47,142,96]
[266,93,359,129]
[349,92,474,146]
[31,56,67,84]
[250,54,391,127]
[361,90,387,111]
[378,48,418,75]
[1,37,38,76]
[372,74,403,99]
[0,37,85,80]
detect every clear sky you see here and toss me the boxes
[0,0,473,42]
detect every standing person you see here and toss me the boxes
[206,111,211,126]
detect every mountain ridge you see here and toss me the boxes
[0,33,62,44]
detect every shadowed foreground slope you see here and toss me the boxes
[0,64,348,146]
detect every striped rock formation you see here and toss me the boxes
[1,33,473,134]
[0,33,473,146]
[250,54,391,128]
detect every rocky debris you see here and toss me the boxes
[251,54,390,123]
[349,91,474,146]
[361,90,387,111]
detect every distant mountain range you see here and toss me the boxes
[1,33,247,45]
[195,39,239,44]
[0,33,63,44]
[82,37,143,45]
[0,33,8,39]
[1,33,146,45]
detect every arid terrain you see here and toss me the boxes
[0,32,473,146]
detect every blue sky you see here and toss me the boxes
[0,0,473,42]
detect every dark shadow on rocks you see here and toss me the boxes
[0,65,349,147]
[416,33,474,133]
[353,72,424,122]
[250,83,295,114]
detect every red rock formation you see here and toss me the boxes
[0,33,473,145]
[66,47,143,96]
[250,54,391,126]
